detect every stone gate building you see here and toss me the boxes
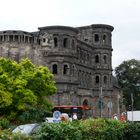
[0,24,120,118]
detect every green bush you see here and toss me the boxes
[32,121,83,140]
[2,118,140,140]
[0,117,10,129]
[0,129,31,140]
[123,122,140,140]
[32,119,126,140]
[79,118,125,140]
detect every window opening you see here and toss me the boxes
[72,39,75,48]
[54,37,58,47]
[63,64,69,75]
[63,38,68,48]
[43,38,46,43]
[103,35,106,42]
[95,34,99,42]
[104,76,107,84]
[103,55,107,64]
[52,64,57,74]
[95,55,99,63]
[95,76,99,84]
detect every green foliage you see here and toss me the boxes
[0,129,31,140]
[0,117,10,129]
[32,119,126,140]
[123,122,140,140]
[2,119,140,140]
[32,121,83,140]
[0,58,57,123]
[115,59,140,109]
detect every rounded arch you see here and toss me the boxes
[103,75,107,84]
[95,55,99,63]
[72,64,76,76]
[71,39,75,49]
[103,34,107,43]
[83,99,89,106]
[95,75,100,84]
[63,63,70,75]
[54,37,58,47]
[94,34,99,42]
[63,38,68,48]
[82,99,90,110]
[52,63,58,74]
[103,55,107,64]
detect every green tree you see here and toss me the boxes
[0,58,57,123]
[115,59,140,110]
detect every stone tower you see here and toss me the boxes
[77,24,114,117]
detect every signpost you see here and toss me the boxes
[53,111,61,123]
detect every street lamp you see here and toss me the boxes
[131,93,134,122]
[100,86,103,118]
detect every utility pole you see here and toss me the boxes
[100,86,103,118]
[131,93,134,122]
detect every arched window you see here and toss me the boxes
[83,99,90,109]
[72,39,75,48]
[95,34,99,42]
[83,99,88,106]
[63,64,69,75]
[95,55,99,63]
[9,35,13,42]
[43,38,46,43]
[87,53,89,60]
[52,64,57,74]
[95,76,99,84]
[103,55,107,64]
[63,38,68,48]
[103,34,106,43]
[72,65,75,76]
[54,37,58,47]
[104,76,107,84]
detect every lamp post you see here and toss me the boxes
[100,86,103,118]
[131,93,134,122]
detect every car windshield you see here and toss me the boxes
[12,123,39,135]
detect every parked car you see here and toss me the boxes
[12,123,40,135]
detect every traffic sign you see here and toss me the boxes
[53,111,61,119]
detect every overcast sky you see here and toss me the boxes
[0,0,140,68]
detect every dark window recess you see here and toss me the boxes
[52,64,57,74]
[25,36,28,42]
[15,35,18,42]
[84,38,88,42]
[63,38,68,48]
[95,34,99,42]
[95,55,99,63]
[87,53,89,60]
[54,37,58,47]
[9,35,13,42]
[103,55,107,64]
[104,76,107,84]
[83,99,88,106]
[95,76,99,84]
[103,35,106,42]
[63,64,68,75]
[72,39,75,48]
[43,38,46,42]
[38,39,41,45]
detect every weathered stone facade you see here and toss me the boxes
[0,24,119,118]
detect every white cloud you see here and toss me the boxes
[0,0,140,68]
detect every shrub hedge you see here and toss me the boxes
[0,129,31,140]
[32,119,140,140]
[1,119,140,140]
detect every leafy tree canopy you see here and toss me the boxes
[115,59,140,110]
[0,58,57,122]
